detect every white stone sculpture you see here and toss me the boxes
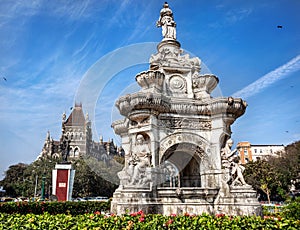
[111,2,261,216]
[120,134,152,186]
[156,2,176,40]
[132,135,151,176]
[221,139,237,169]
[230,157,247,186]
[221,138,248,186]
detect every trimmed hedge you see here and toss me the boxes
[0,201,110,215]
[0,212,299,229]
[282,198,300,220]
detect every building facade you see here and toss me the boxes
[39,103,124,160]
[237,141,285,164]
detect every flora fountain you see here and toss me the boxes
[110,2,262,216]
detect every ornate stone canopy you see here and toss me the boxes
[111,2,261,216]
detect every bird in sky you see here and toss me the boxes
[3,77,7,81]
[277,25,283,28]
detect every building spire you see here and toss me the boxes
[46,130,50,140]
[156,2,176,40]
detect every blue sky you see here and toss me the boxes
[0,0,299,179]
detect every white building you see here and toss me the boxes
[237,142,285,164]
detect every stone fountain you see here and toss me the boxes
[110,2,262,216]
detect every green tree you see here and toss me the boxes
[0,157,60,198]
[72,156,120,198]
[244,160,281,203]
[1,154,124,199]
[244,140,300,202]
[269,141,300,196]
[0,163,28,197]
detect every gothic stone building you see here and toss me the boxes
[39,103,124,160]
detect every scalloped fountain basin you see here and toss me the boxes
[135,70,165,92]
[192,74,219,99]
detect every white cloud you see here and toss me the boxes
[125,2,155,43]
[232,55,300,99]
[106,0,132,28]
[225,8,253,24]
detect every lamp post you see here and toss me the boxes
[41,176,46,201]
[34,175,38,198]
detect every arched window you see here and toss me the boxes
[74,147,80,157]
[163,161,179,187]
[69,147,74,157]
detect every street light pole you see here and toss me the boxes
[41,176,46,201]
[34,175,38,198]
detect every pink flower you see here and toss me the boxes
[137,210,144,215]
[165,219,173,226]
[170,213,177,217]
[139,217,145,222]
[94,211,101,215]
[215,213,225,218]
[131,210,144,217]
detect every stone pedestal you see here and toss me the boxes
[52,163,75,201]
[111,187,158,214]
[215,186,262,216]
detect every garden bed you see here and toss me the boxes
[0,211,299,229]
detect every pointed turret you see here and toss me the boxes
[64,103,86,127]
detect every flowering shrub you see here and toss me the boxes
[0,212,299,229]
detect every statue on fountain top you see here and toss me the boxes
[156,2,177,40]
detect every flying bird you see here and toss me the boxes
[70,107,73,110]
[277,25,283,29]
[3,77,7,81]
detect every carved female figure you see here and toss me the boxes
[129,134,151,185]
[157,3,177,40]
[220,138,237,168]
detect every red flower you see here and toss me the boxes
[170,213,176,217]
[215,213,225,218]
[130,210,144,217]
[137,210,144,215]
[165,219,173,226]
[94,211,101,215]
[139,217,145,222]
